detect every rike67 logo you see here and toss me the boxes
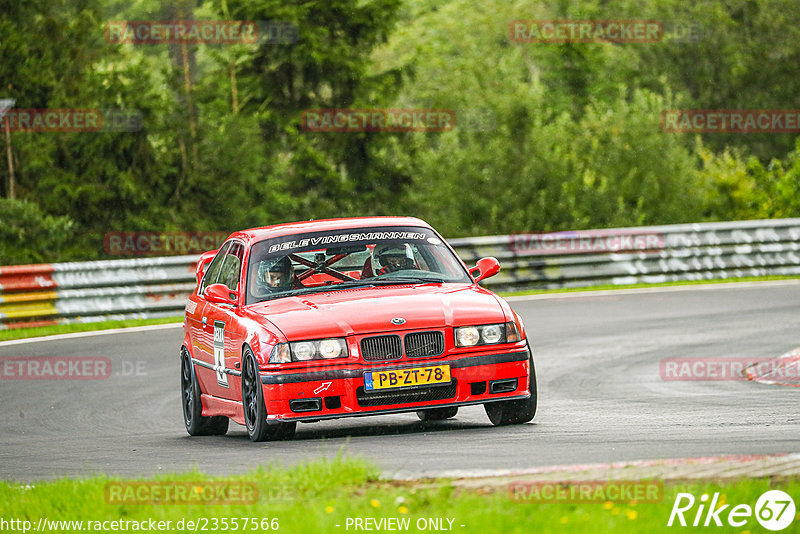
[668,490,795,531]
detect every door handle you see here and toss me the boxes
[202,316,207,326]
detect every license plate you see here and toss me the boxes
[364,365,451,391]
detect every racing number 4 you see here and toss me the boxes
[213,321,228,388]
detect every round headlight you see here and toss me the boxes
[293,341,315,361]
[456,327,480,347]
[318,339,343,359]
[481,325,503,344]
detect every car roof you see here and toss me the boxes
[227,216,433,243]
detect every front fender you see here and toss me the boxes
[182,321,193,359]
[242,325,284,368]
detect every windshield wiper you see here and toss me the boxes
[367,276,446,284]
[254,278,447,303]
[256,281,377,302]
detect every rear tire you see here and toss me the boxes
[416,407,458,421]
[181,348,228,436]
[242,347,296,442]
[485,350,537,426]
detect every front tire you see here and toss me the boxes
[417,407,458,421]
[242,347,296,442]
[485,350,537,426]
[181,349,228,436]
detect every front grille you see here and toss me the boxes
[361,335,403,361]
[356,379,457,407]
[404,331,445,358]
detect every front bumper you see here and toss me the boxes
[259,346,532,422]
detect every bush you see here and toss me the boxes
[0,198,74,265]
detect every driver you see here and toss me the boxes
[371,244,416,275]
[253,256,294,296]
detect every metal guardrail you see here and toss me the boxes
[0,257,197,329]
[1,218,799,329]
[453,218,800,292]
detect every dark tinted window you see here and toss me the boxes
[200,241,232,295]
[217,242,244,291]
[245,226,470,304]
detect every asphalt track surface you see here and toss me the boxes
[1,282,799,482]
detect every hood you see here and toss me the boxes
[244,284,506,340]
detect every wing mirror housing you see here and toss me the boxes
[196,249,217,285]
[470,257,500,283]
[205,283,237,305]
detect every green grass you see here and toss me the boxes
[0,316,182,342]
[498,274,800,297]
[1,457,797,533]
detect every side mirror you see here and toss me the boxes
[205,283,237,305]
[470,257,500,283]
[196,249,217,285]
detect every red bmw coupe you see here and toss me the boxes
[181,217,537,441]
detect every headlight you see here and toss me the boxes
[318,338,344,359]
[293,341,315,361]
[269,338,349,363]
[482,324,503,344]
[454,322,520,347]
[455,327,480,347]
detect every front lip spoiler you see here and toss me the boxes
[266,394,531,424]
[260,350,530,385]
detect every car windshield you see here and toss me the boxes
[245,226,471,304]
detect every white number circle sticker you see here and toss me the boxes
[755,490,796,531]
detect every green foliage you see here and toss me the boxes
[394,89,705,236]
[0,199,73,264]
[377,1,709,235]
[377,0,800,236]
[612,0,800,160]
[698,138,800,220]
[224,0,406,219]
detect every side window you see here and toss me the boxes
[217,242,244,291]
[200,241,232,295]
